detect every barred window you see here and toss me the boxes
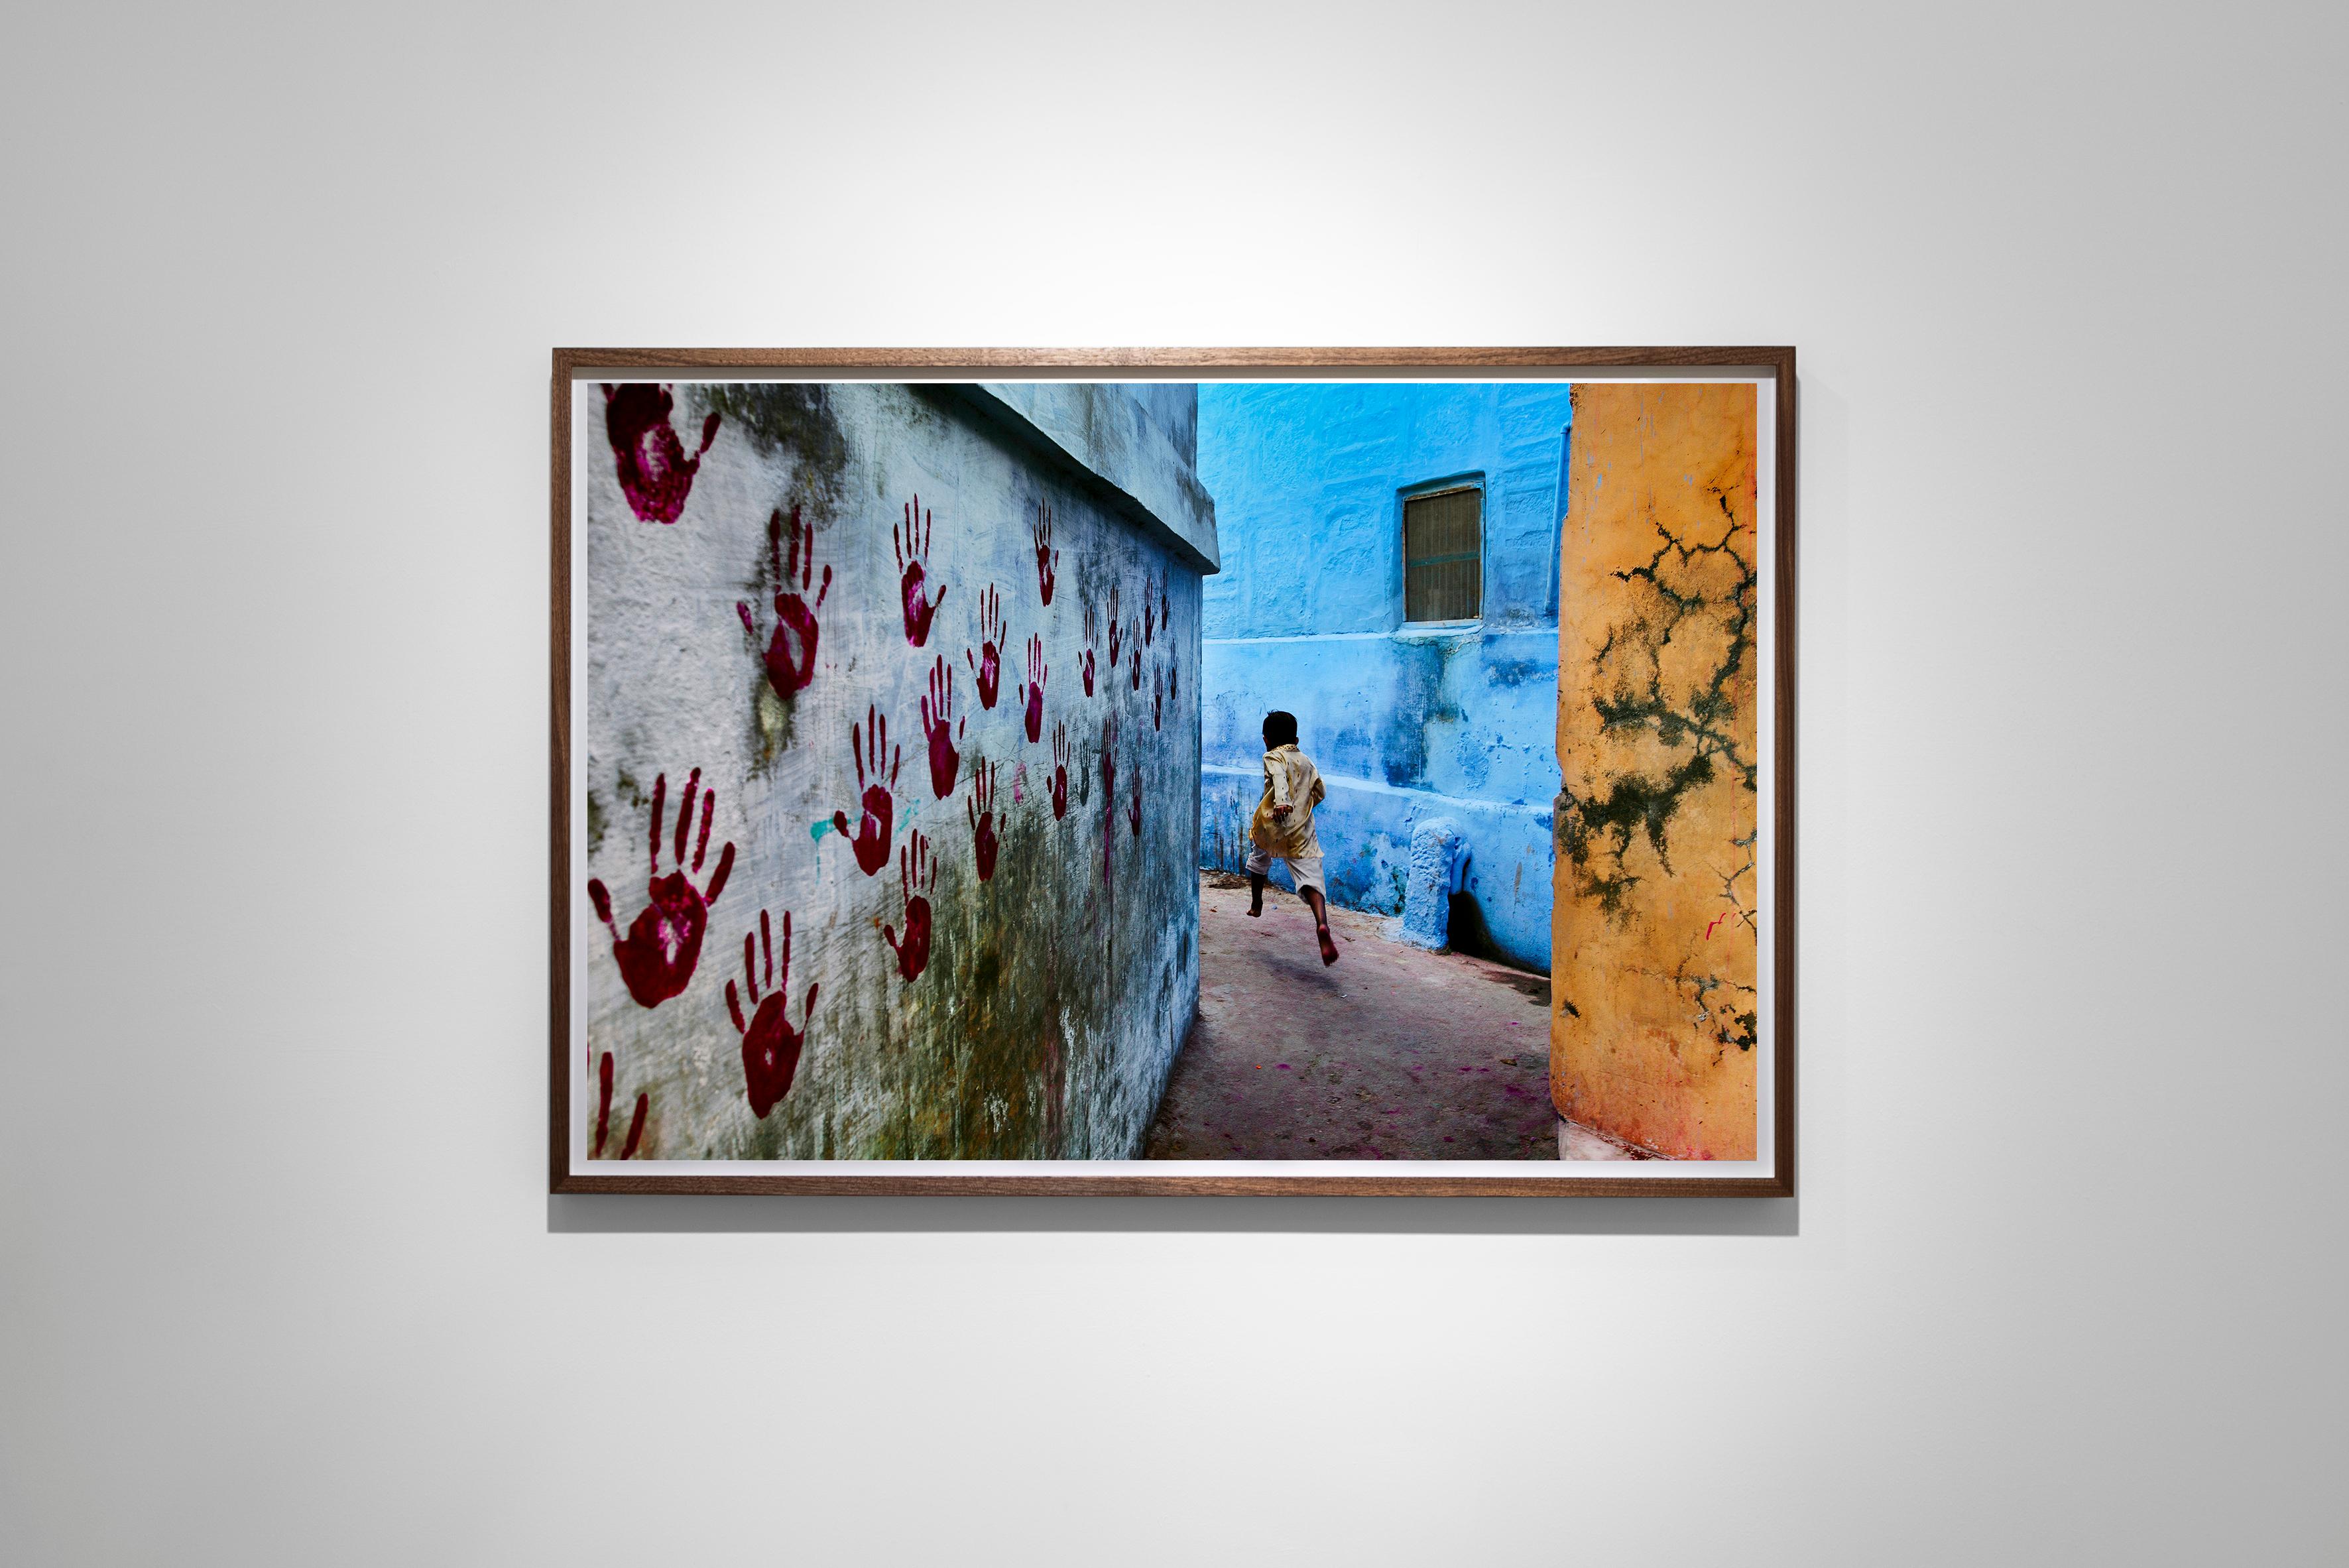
[1402,485,1482,623]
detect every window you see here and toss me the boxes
[1402,485,1482,622]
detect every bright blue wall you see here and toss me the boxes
[1196,382,1571,970]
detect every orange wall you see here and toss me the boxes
[1550,383,1760,1160]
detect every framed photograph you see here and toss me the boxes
[550,348,1795,1195]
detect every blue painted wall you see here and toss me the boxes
[1195,382,1571,971]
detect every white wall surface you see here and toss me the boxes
[3,2,2341,1563]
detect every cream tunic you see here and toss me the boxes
[1248,745,1326,859]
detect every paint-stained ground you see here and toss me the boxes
[1144,874,1646,1160]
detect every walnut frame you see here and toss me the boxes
[550,347,1797,1197]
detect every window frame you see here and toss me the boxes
[1398,477,1486,627]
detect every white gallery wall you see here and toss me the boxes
[3,2,2341,1563]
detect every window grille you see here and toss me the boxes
[1402,486,1482,622]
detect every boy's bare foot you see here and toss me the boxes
[1317,925,1339,965]
[1246,901,1262,918]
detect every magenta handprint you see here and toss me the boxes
[1032,501,1058,605]
[965,583,1007,709]
[1107,585,1124,668]
[594,1052,650,1159]
[727,909,817,1119]
[1081,604,1097,696]
[894,497,949,646]
[1050,722,1070,820]
[882,830,935,982]
[587,768,736,1008]
[737,506,830,699]
[967,760,999,881]
[830,706,901,876]
[1019,634,1047,743]
[602,383,719,524]
[1128,766,1142,838]
[1152,664,1163,731]
[922,656,965,799]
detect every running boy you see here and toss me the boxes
[1246,710,1339,965]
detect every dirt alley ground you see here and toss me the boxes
[1144,873,1644,1160]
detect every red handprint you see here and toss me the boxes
[587,768,735,1008]
[830,706,901,876]
[965,583,1007,709]
[1159,577,1170,641]
[1152,664,1163,731]
[1081,605,1097,696]
[1170,663,1178,705]
[601,383,720,524]
[594,1052,650,1159]
[1032,501,1058,605]
[1019,634,1046,743]
[736,506,830,699]
[882,830,935,982]
[1128,643,1143,692]
[1050,723,1070,820]
[1128,765,1142,838]
[1107,585,1124,667]
[1143,571,1157,647]
[922,656,965,799]
[727,909,817,1120]
[894,497,949,646]
[966,760,999,881]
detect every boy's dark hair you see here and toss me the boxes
[1262,710,1299,749]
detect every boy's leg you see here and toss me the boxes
[1294,858,1339,965]
[1243,847,1270,916]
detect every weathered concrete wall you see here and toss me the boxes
[1548,383,1759,1160]
[1195,382,1570,969]
[580,380,1209,1160]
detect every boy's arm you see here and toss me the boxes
[1266,751,1293,813]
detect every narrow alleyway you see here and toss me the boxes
[1146,874,1646,1160]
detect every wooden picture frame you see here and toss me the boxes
[551,347,1795,1195]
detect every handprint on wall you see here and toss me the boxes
[593,1051,649,1159]
[830,706,901,876]
[1128,765,1142,839]
[1152,665,1162,731]
[1107,585,1123,668]
[601,383,720,524]
[1019,634,1047,743]
[1032,501,1058,605]
[736,506,830,699]
[882,830,935,982]
[1128,643,1142,692]
[922,656,965,799]
[587,768,735,1008]
[966,760,999,881]
[1050,723,1070,820]
[1080,604,1097,696]
[965,583,1007,709]
[1142,571,1156,647]
[727,909,817,1120]
[894,497,949,646]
